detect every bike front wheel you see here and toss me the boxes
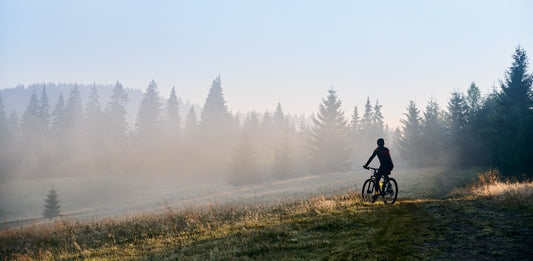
[361,179,375,203]
[382,178,398,204]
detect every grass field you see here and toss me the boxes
[1,169,532,260]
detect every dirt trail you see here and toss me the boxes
[395,198,533,260]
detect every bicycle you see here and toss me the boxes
[362,167,398,204]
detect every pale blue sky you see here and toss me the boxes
[1,0,532,127]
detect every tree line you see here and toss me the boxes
[0,46,531,185]
[399,46,532,177]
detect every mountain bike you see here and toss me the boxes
[362,167,398,204]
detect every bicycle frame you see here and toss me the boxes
[366,167,389,190]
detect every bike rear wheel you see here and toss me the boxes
[361,179,375,203]
[382,178,398,204]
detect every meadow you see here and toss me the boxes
[1,168,532,260]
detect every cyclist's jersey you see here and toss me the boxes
[366,146,394,170]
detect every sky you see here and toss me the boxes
[1,0,532,127]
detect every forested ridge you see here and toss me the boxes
[0,47,531,184]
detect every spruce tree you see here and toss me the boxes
[349,105,360,137]
[85,85,102,123]
[38,86,50,133]
[273,103,288,131]
[399,101,422,165]
[361,97,373,133]
[43,185,61,219]
[166,86,181,133]
[184,106,198,140]
[494,46,533,175]
[65,86,83,133]
[466,82,482,119]
[199,76,233,138]
[21,91,40,140]
[372,100,385,138]
[446,91,469,164]
[50,93,66,136]
[135,80,162,143]
[105,81,129,146]
[420,99,447,165]
[309,89,351,173]
[85,85,104,153]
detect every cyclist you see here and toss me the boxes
[363,138,394,202]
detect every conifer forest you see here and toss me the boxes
[1,47,531,188]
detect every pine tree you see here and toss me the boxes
[500,46,533,117]
[273,103,288,131]
[135,80,162,143]
[309,89,351,173]
[447,92,468,137]
[349,105,360,136]
[399,101,422,165]
[65,86,83,132]
[84,85,104,154]
[85,85,102,123]
[420,99,447,165]
[446,91,469,164]
[43,185,61,219]
[199,76,233,138]
[166,86,181,133]
[184,106,198,140]
[38,86,50,133]
[372,100,385,138]
[22,91,40,141]
[50,93,66,135]
[466,82,482,119]
[493,46,533,175]
[105,81,129,146]
[361,97,373,133]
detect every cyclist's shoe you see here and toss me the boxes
[371,194,378,203]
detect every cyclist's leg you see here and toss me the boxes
[374,171,383,192]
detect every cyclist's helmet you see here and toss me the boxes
[377,138,385,146]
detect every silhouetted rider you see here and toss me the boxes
[363,138,394,199]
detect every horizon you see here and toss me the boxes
[1,1,533,128]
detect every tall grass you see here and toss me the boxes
[466,169,533,206]
[0,191,365,260]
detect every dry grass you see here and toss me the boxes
[2,170,533,260]
[0,191,368,260]
[457,169,533,206]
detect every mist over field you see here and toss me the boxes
[1,45,532,226]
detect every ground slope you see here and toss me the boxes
[2,191,532,260]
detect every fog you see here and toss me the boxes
[1,49,531,226]
[0,74,465,227]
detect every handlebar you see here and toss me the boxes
[364,166,379,171]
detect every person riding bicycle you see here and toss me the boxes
[363,138,394,202]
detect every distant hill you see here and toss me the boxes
[0,83,199,127]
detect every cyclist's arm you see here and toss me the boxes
[364,149,378,167]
